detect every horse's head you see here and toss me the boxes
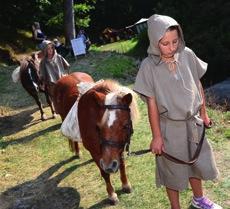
[89,82,138,174]
[31,51,43,69]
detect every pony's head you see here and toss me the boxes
[91,80,139,173]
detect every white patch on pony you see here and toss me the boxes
[105,92,118,127]
[28,68,39,91]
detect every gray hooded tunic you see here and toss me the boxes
[134,14,219,191]
[40,40,69,84]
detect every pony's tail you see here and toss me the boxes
[12,66,21,83]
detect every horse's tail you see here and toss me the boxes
[12,66,21,83]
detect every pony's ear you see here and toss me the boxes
[122,93,132,106]
[92,91,105,107]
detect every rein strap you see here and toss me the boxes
[104,104,130,111]
[101,138,127,149]
[130,126,206,165]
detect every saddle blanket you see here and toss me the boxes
[60,80,104,141]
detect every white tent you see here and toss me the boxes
[134,18,148,25]
[126,18,148,34]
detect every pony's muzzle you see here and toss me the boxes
[100,159,119,173]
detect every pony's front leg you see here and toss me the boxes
[30,91,47,121]
[44,90,56,118]
[119,155,132,193]
[68,140,81,158]
[100,169,119,205]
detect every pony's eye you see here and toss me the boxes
[123,124,130,129]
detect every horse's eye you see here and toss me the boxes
[123,124,130,129]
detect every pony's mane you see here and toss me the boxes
[96,79,139,123]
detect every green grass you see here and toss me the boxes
[91,39,138,54]
[0,42,229,209]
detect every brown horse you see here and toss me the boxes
[55,78,138,204]
[52,72,94,157]
[12,52,56,120]
[53,77,138,204]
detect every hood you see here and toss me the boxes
[41,40,54,51]
[41,40,57,59]
[147,14,185,59]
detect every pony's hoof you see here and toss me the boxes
[74,151,82,159]
[108,193,119,205]
[122,184,132,193]
[52,113,57,119]
[41,114,47,121]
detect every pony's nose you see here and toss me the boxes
[100,159,119,173]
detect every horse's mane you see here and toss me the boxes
[94,79,139,123]
[19,52,41,72]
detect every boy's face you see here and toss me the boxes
[158,29,179,59]
[47,44,54,57]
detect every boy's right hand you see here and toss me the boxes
[150,136,165,155]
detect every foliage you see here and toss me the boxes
[0,0,229,85]
[74,2,95,29]
[0,0,95,36]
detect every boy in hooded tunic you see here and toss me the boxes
[134,14,221,209]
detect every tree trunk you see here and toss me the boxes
[64,0,75,47]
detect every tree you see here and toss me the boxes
[64,0,76,46]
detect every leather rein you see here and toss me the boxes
[99,104,206,165]
[130,125,206,165]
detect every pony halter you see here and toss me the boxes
[100,104,133,153]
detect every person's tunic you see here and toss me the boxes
[134,47,219,191]
[40,53,69,84]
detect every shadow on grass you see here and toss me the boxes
[0,107,37,137]
[0,105,58,138]
[0,123,60,149]
[0,156,94,209]
[88,199,112,209]
[188,205,197,209]
[88,186,133,208]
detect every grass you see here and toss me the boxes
[0,41,230,209]
[91,39,138,54]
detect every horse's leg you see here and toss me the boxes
[73,142,80,157]
[91,153,118,204]
[68,140,81,158]
[44,91,56,118]
[119,154,132,193]
[30,91,47,120]
[100,169,119,205]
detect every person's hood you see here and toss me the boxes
[41,40,54,51]
[41,40,57,59]
[147,14,185,62]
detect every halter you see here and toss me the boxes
[100,104,133,153]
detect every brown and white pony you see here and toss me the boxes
[79,80,139,204]
[53,77,139,204]
[12,51,56,120]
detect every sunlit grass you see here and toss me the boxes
[91,39,138,54]
[0,43,229,209]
